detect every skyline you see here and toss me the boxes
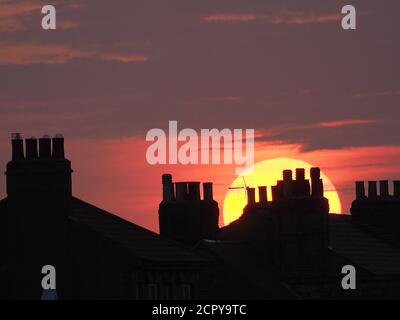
[1,0,400,231]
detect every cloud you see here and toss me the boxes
[204,14,257,23]
[203,12,342,25]
[0,0,80,32]
[308,119,377,128]
[0,41,148,65]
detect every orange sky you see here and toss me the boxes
[1,1,400,232]
[63,137,400,232]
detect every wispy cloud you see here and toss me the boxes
[204,14,257,23]
[309,119,376,128]
[203,12,341,25]
[0,0,80,32]
[0,41,148,65]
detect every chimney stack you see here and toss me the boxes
[52,134,65,159]
[203,182,214,201]
[355,181,366,199]
[25,137,38,160]
[11,133,24,161]
[39,135,51,159]
[368,181,377,198]
[394,181,400,197]
[258,186,268,205]
[246,187,256,205]
[188,182,201,200]
[379,180,389,197]
[175,182,188,201]
[162,174,174,202]
[310,167,323,197]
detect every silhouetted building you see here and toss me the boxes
[159,175,219,245]
[0,134,205,300]
[2,133,400,300]
[160,170,400,299]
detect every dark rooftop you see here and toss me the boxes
[70,197,206,266]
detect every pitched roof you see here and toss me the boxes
[194,240,296,299]
[69,197,205,266]
[329,214,400,276]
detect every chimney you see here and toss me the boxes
[39,135,51,159]
[175,182,188,201]
[295,168,305,181]
[310,167,323,197]
[25,137,38,160]
[162,174,174,202]
[282,169,293,197]
[368,181,377,198]
[52,134,65,159]
[203,182,214,201]
[258,186,268,204]
[394,181,400,197]
[188,182,201,200]
[246,187,256,205]
[379,180,389,197]
[276,180,284,199]
[294,168,310,197]
[11,133,24,161]
[355,181,366,199]
[271,185,277,202]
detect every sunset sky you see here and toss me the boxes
[1,0,400,232]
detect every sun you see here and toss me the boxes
[223,157,342,226]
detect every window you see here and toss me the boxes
[147,283,158,300]
[181,284,192,300]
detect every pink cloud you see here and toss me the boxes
[204,14,257,23]
[0,0,81,33]
[204,12,342,25]
[0,41,148,65]
[314,119,376,128]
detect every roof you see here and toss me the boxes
[329,214,400,276]
[69,197,206,266]
[194,240,296,299]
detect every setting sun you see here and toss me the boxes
[223,158,342,225]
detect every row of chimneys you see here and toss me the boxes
[355,180,400,199]
[246,167,324,206]
[11,133,65,161]
[162,174,214,202]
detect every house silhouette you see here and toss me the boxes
[1,134,400,299]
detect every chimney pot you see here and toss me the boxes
[394,181,400,197]
[355,181,366,199]
[295,168,305,181]
[25,137,38,160]
[188,182,201,200]
[162,174,174,202]
[39,135,51,159]
[258,186,268,204]
[368,181,378,198]
[379,180,389,197]
[310,167,321,180]
[283,169,293,181]
[52,135,65,159]
[175,182,188,201]
[203,182,214,201]
[246,187,256,205]
[283,170,293,197]
[11,133,24,161]
[310,168,323,197]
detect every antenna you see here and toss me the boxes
[228,176,248,200]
